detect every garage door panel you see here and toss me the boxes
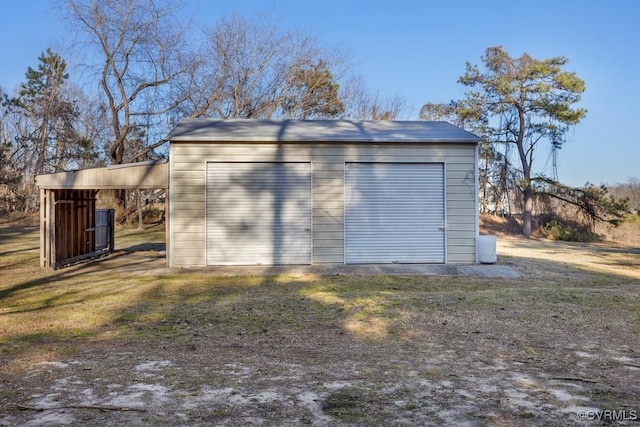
[206,162,311,265]
[345,163,445,264]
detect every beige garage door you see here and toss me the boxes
[345,162,445,263]
[206,162,312,265]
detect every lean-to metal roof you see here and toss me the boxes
[165,119,482,143]
[35,160,168,189]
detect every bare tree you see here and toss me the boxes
[340,75,408,120]
[607,178,640,212]
[6,49,85,176]
[67,84,109,169]
[66,0,189,162]
[65,0,191,217]
[181,13,346,120]
[0,87,25,213]
[1,51,103,214]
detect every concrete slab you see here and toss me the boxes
[181,263,521,278]
[78,248,520,278]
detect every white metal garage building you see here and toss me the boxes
[166,119,481,267]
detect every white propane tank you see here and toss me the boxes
[477,235,497,264]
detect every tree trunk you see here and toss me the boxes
[37,119,48,175]
[137,189,144,230]
[515,106,532,238]
[110,135,127,222]
[522,185,533,238]
[113,189,126,223]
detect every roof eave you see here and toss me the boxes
[168,137,481,143]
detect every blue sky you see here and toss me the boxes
[1,0,637,186]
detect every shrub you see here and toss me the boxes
[625,212,640,224]
[544,220,595,242]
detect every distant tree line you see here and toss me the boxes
[0,1,633,238]
[608,178,640,212]
[0,0,406,219]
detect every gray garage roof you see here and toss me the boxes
[165,119,482,143]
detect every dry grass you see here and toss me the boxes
[597,219,640,245]
[481,212,640,245]
[1,224,639,426]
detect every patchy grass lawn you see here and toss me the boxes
[1,224,639,426]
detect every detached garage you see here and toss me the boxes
[166,119,481,267]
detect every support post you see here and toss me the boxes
[39,189,46,268]
[48,190,56,268]
[108,208,115,252]
[165,188,170,267]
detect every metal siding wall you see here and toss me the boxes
[206,162,312,265]
[345,163,445,263]
[170,142,476,267]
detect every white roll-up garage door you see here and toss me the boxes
[345,162,445,264]
[206,162,312,265]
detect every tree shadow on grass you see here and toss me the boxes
[2,221,640,425]
[120,243,165,252]
[2,257,640,425]
[0,246,39,257]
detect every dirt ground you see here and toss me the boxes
[1,226,639,426]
